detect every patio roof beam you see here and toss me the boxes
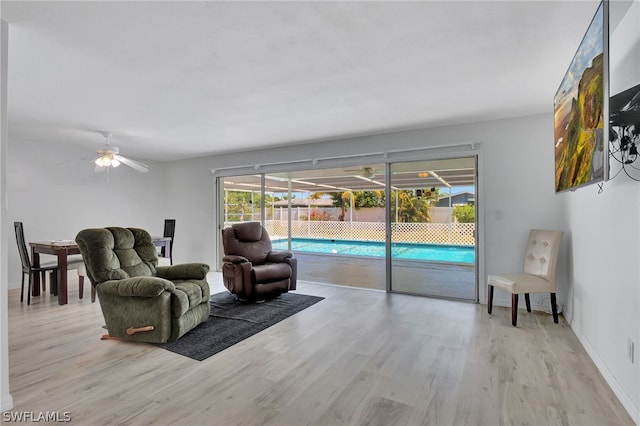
[428,170,452,188]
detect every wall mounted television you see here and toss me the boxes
[554,1,609,193]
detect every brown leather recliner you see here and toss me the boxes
[221,222,297,300]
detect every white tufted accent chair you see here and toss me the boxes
[56,255,96,303]
[157,257,171,267]
[487,229,563,326]
[73,262,96,302]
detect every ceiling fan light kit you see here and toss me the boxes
[95,144,120,168]
[94,156,120,168]
[94,131,149,173]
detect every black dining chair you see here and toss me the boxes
[14,221,58,305]
[161,219,176,265]
[15,221,93,305]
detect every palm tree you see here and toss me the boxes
[308,191,323,202]
[329,191,353,221]
[392,189,438,222]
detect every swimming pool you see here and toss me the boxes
[271,238,474,264]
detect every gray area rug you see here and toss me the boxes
[159,291,324,361]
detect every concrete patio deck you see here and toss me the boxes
[295,252,476,300]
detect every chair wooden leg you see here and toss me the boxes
[550,293,559,324]
[91,286,96,303]
[41,271,47,292]
[79,275,84,299]
[487,285,494,314]
[20,273,25,303]
[524,293,531,312]
[511,293,518,327]
[27,274,33,305]
[51,273,57,298]
[50,271,58,295]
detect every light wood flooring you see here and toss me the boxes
[5,273,634,426]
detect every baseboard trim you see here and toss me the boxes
[1,393,14,412]
[569,321,639,425]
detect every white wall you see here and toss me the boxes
[1,17,14,413]
[563,0,640,421]
[161,155,215,266]
[6,138,168,287]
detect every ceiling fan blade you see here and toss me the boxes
[114,154,149,173]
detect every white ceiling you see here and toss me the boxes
[1,1,606,162]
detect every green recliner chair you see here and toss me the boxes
[75,227,210,343]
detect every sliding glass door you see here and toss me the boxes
[216,156,478,301]
[221,174,264,225]
[264,167,387,290]
[389,157,477,300]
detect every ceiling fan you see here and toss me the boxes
[94,131,149,173]
[344,166,378,179]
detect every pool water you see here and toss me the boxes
[271,238,474,264]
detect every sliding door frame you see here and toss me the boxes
[385,155,479,301]
[213,146,484,303]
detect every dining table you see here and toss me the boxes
[29,236,172,305]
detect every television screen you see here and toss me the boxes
[554,1,609,193]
